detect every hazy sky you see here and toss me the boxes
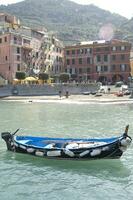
[0,0,132,19]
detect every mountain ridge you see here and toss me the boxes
[0,0,132,44]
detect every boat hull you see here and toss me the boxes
[1,131,132,160]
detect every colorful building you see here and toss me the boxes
[0,13,63,83]
[64,39,132,83]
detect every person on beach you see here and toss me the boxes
[108,87,111,93]
[65,91,69,98]
[59,90,62,99]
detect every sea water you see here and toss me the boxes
[0,100,133,200]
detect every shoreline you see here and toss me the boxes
[1,94,133,104]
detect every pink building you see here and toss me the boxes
[0,13,64,83]
[0,32,32,82]
[0,13,30,82]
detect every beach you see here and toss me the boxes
[1,93,133,104]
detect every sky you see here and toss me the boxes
[0,0,132,19]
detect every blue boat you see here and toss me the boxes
[1,125,132,160]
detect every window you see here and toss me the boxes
[121,54,125,60]
[112,55,116,60]
[17,64,21,71]
[5,37,7,42]
[87,68,90,73]
[112,46,116,51]
[56,56,58,61]
[104,55,108,62]
[105,47,109,51]
[23,39,30,45]
[87,57,91,64]
[70,68,72,74]
[96,48,100,52]
[80,49,84,54]
[96,66,101,72]
[72,50,75,55]
[72,59,75,65]
[66,59,70,65]
[0,38,2,43]
[103,66,108,72]
[97,55,101,62]
[120,64,126,72]
[5,56,8,61]
[14,37,17,44]
[36,52,38,57]
[79,68,82,73]
[77,49,80,54]
[17,47,20,54]
[56,65,58,71]
[121,46,126,50]
[111,65,116,71]
[79,58,82,64]
[85,48,92,54]
[66,50,70,55]
[17,55,20,61]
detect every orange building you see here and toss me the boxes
[64,39,132,83]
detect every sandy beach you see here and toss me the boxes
[1,93,133,104]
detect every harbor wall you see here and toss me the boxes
[0,83,99,97]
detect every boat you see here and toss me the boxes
[1,125,132,160]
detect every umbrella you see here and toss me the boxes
[24,77,38,81]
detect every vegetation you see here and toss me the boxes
[16,71,26,80]
[59,73,70,82]
[39,73,49,83]
[0,0,133,44]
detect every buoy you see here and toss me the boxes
[27,148,35,153]
[79,150,90,157]
[102,146,109,151]
[47,150,61,157]
[64,149,75,157]
[19,145,27,150]
[35,151,44,157]
[90,149,101,156]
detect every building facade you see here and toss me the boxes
[0,13,63,82]
[64,39,132,83]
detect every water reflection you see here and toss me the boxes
[1,151,131,180]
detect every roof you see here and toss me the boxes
[80,40,106,45]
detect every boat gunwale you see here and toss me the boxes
[13,135,123,151]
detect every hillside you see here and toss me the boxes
[0,0,132,44]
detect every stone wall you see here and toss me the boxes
[0,83,100,97]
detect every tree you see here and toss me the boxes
[39,73,49,83]
[59,73,70,83]
[16,71,26,80]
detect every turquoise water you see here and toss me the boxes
[0,101,133,200]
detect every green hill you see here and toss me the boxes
[0,0,132,44]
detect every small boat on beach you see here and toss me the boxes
[1,125,132,160]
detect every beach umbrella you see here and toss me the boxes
[24,77,38,81]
